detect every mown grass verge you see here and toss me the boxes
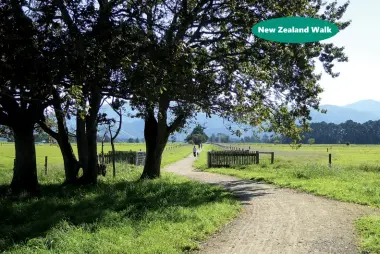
[356,216,380,254]
[202,156,380,207]
[0,145,240,253]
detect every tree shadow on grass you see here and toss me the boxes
[0,177,245,252]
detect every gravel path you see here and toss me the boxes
[163,153,380,254]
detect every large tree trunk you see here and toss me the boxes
[10,124,39,194]
[80,87,101,184]
[39,119,80,185]
[51,91,80,184]
[81,119,98,184]
[140,113,168,179]
[59,139,80,184]
[76,113,88,173]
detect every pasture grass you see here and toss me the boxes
[201,144,380,253]
[203,157,380,206]
[0,143,240,253]
[0,142,185,171]
[201,144,380,206]
[0,143,191,186]
[229,143,380,165]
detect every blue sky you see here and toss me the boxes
[319,0,380,106]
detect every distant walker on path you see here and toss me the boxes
[193,146,197,157]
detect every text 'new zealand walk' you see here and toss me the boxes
[257,26,332,34]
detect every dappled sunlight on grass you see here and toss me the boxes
[0,143,239,253]
[0,166,239,253]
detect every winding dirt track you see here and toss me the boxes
[163,153,380,254]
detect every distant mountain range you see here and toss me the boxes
[311,100,380,124]
[94,105,252,141]
[68,100,380,141]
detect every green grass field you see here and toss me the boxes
[0,142,183,171]
[197,143,380,253]
[0,143,240,253]
[230,143,380,166]
[0,142,188,185]
[200,143,380,206]
[5,142,380,253]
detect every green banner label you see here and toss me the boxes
[252,17,339,43]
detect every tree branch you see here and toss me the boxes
[167,114,186,133]
[173,0,212,44]
[38,120,59,140]
[112,108,122,141]
[107,99,123,141]
[56,0,80,36]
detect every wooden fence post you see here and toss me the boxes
[329,153,332,168]
[112,150,116,178]
[44,156,48,175]
[271,152,274,164]
[256,151,260,164]
[207,151,211,168]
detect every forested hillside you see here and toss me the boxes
[282,120,380,144]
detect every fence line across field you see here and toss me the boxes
[36,144,189,175]
[210,143,334,168]
[11,143,334,175]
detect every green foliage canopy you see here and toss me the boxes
[119,0,351,143]
[185,124,208,144]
